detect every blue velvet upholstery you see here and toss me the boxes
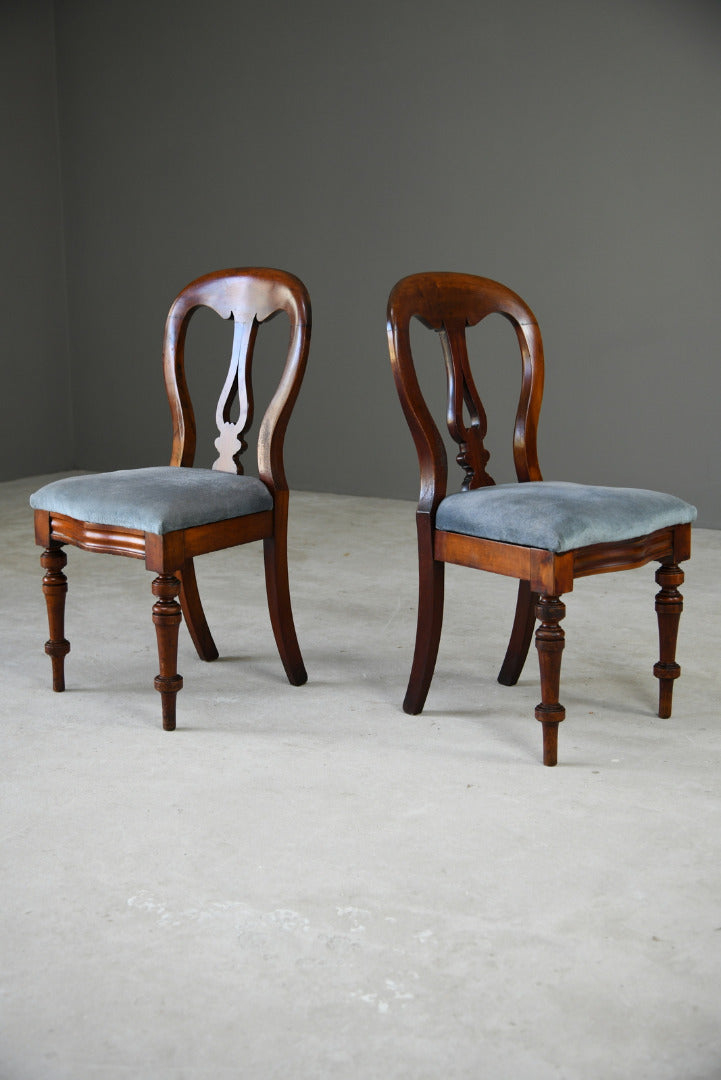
[435,481,697,553]
[30,467,273,534]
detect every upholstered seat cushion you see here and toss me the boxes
[30,467,274,534]
[435,481,697,553]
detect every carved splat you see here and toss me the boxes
[440,321,493,490]
[212,315,258,473]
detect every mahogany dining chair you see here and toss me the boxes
[387,271,696,765]
[31,267,310,730]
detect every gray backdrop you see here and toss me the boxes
[3,0,720,525]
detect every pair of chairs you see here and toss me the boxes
[31,268,696,765]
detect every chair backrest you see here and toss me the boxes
[387,272,545,513]
[162,267,311,493]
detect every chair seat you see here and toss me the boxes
[30,467,274,535]
[435,481,697,553]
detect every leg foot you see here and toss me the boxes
[263,533,307,686]
[404,547,444,715]
[541,720,560,768]
[498,579,537,686]
[41,546,70,691]
[179,559,219,661]
[152,574,183,730]
[654,562,684,719]
[535,595,566,766]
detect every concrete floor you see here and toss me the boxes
[2,473,720,1080]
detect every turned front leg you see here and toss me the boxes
[152,573,183,731]
[535,595,566,766]
[41,545,70,691]
[654,562,684,719]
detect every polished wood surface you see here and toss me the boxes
[654,562,684,719]
[533,595,566,768]
[497,580,537,687]
[151,573,184,731]
[40,545,70,692]
[36,268,311,729]
[178,558,219,662]
[388,271,692,765]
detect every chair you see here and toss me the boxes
[31,267,310,730]
[387,272,696,765]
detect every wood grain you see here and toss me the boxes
[35,269,311,729]
[387,271,693,765]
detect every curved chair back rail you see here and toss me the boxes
[387,272,544,512]
[163,267,311,490]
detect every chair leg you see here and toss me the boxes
[654,562,684,719]
[40,545,70,692]
[534,595,566,766]
[263,532,307,687]
[404,547,445,715]
[152,573,184,731]
[498,579,537,686]
[178,559,219,662]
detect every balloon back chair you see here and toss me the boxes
[387,272,696,765]
[31,267,310,730]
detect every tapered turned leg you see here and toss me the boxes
[654,562,684,719]
[404,544,445,715]
[40,545,70,691]
[152,573,183,731]
[263,533,307,686]
[178,558,219,662]
[498,579,538,686]
[535,595,566,766]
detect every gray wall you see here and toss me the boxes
[1,0,72,480]
[3,0,721,525]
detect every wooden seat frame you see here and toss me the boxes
[34,267,310,729]
[387,272,690,765]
